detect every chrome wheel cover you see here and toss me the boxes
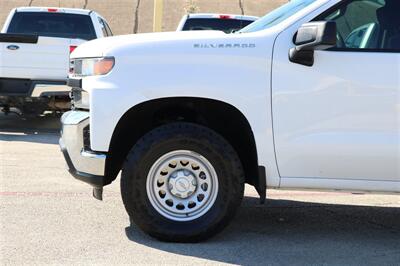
[146,150,219,222]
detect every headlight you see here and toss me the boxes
[70,57,115,77]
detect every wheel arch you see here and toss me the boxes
[104,97,266,200]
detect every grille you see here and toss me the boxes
[83,125,91,151]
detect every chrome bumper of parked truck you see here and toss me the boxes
[59,111,106,188]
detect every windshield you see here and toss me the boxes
[182,18,255,33]
[7,12,96,40]
[238,0,318,33]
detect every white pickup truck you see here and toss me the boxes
[0,7,112,115]
[60,0,399,242]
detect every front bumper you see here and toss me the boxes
[59,110,106,188]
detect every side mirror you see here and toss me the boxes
[289,21,337,66]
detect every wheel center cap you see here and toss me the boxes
[176,178,190,192]
[168,170,197,199]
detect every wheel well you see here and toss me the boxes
[104,97,260,188]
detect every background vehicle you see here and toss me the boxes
[61,0,399,242]
[0,7,112,115]
[176,13,258,33]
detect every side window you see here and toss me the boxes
[317,0,400,51]
[98,17,109,37]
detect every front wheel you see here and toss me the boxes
[121,122,245,242]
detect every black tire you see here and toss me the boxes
[121,122,245,242]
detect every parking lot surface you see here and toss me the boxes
[1,114,399,265]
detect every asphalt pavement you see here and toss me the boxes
[1,113,399,265]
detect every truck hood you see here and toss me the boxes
[71,31,226,58]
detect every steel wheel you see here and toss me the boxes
[146,150,219,222]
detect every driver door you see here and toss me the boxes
[272,0,400,189]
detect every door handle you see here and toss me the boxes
[7,45,20,50]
